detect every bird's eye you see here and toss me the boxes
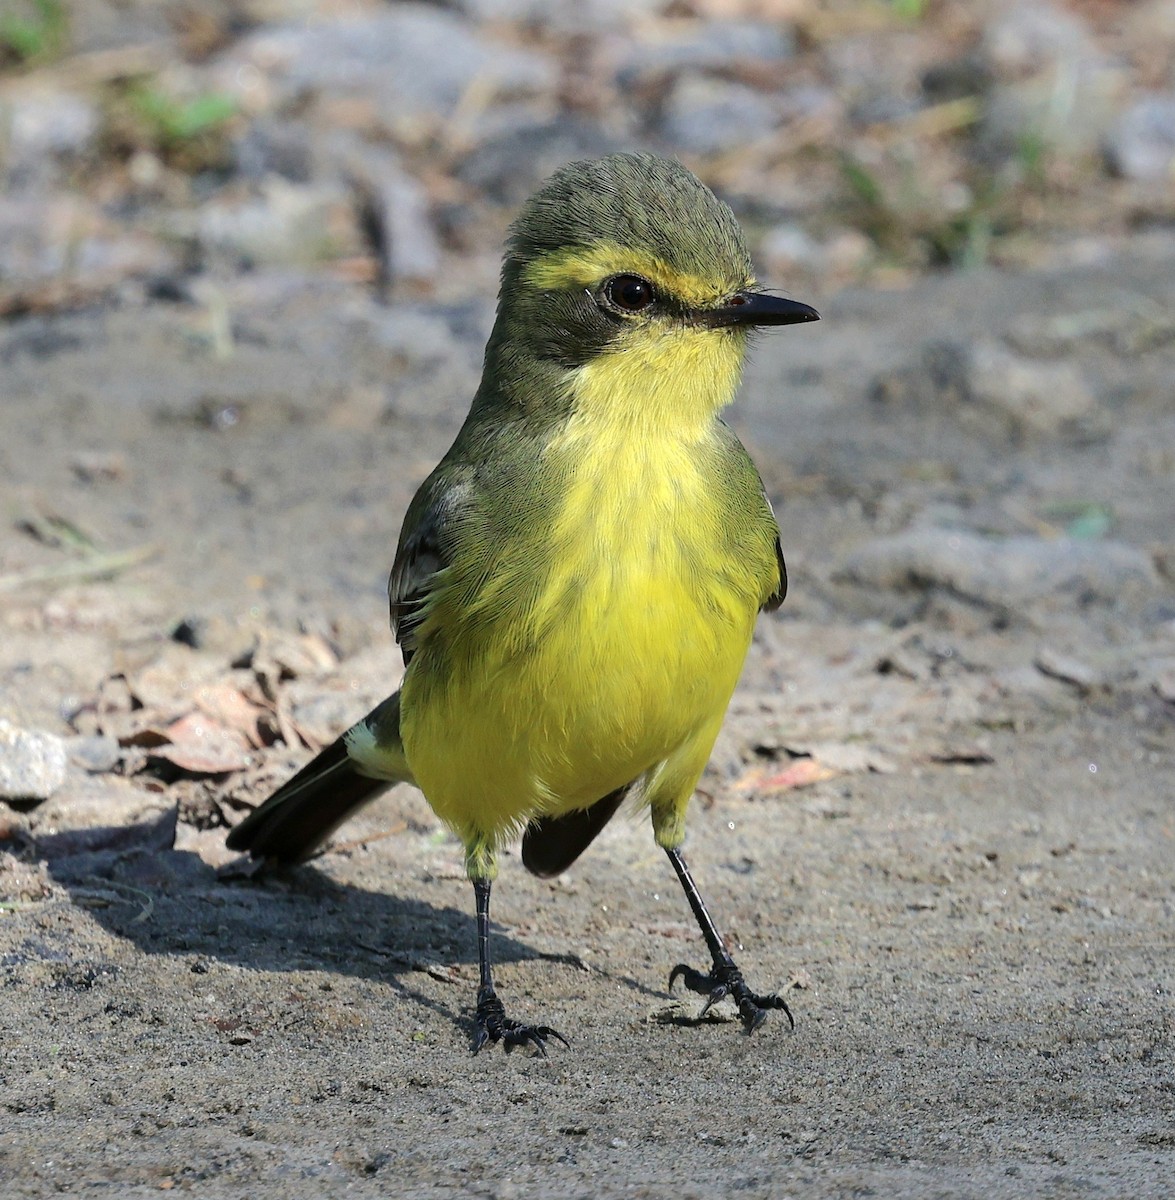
[604,274,655,313]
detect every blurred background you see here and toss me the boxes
[1,0,1173,315]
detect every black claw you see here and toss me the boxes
[473,989,568,1056]
[669,960,794,1033]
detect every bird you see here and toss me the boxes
[226,152,819,1053]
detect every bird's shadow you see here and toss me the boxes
[22,811,528,1037]
[20,807,665,1038]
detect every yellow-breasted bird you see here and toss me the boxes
[227,153,819,1052]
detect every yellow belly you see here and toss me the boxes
[400,423,771,849]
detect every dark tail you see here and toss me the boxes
[521,785,630,878]
[227,694,408,863]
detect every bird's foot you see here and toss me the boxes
[473,987,568,1056]
[669,959,794,1033]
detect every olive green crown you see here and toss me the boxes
[505,153,752,288]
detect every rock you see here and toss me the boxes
[760,224,823,275]
[234,118,314,183]
[660,76,778,158]
[370,305,473,370]
[456,0,662,33]
[837,529,1160,610]
[847,88,923,129]
[214,6,555,136]
[0,719,68,804]
[25,777,169,843]
[872,339,1099,439]
[66,735,122,775]
[1124,0,1175,51]
[1104,94,1175,182]
[185,177,362,269]
[1151,660,1175,704]
[983,4,1093,79]
[617,20,795,81]
[0,194,176,305]
[760,224,872,280]
[821,230,875,277]
[343,148,441,287]
[0,198,178,316]
[456,118,624,205]
[1034,648,1101,691]
[979,2,1126,159]
[0,86,98,187]
[0,853,50,901]
[778,82,844,133]
[964,339,1098,435]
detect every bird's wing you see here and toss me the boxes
[388,479,469,666]
[714,420,787,612]
[762,529,787,612]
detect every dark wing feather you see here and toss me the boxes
[388,479,472,666]
[388,516,445,666]
[762,532,787,611]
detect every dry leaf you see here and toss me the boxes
[926,745,996,765]
[148,713,253,775]
[1034,648,1100,691]
[131,646,225,709]
[735,758,840,795]
[192,682,269,748]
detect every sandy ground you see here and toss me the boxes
[2,235,1174,1197]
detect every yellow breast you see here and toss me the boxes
[401,325,773,846]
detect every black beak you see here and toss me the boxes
[698,291,820,328]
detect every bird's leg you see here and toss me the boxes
[665,847,794,1033]
[471,875,568,1055]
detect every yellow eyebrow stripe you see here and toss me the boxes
[522,242,751,308]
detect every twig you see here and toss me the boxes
[312,821,409,858]
[0,543,159,593]
[71,882,155,923]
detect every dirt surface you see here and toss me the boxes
[1,224,1173,1197]
[5,0,1175,1192]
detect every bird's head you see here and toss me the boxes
[482,153,818,426]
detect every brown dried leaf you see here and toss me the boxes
[1034,648,1100,691]
[192,682,268,747]
[150,743,253,776]
[248,631,339,684]
[274,692,307,751]
[120,726,176,748]
[926,745,996,765]
[148,713,253,775]
[130,646,225,709]
[734,758,840,795]
[69,673,138,736]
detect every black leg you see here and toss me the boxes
[665,847,794,1033]
[471,877,568,1055]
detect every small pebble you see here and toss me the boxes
[0,719,68,803]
